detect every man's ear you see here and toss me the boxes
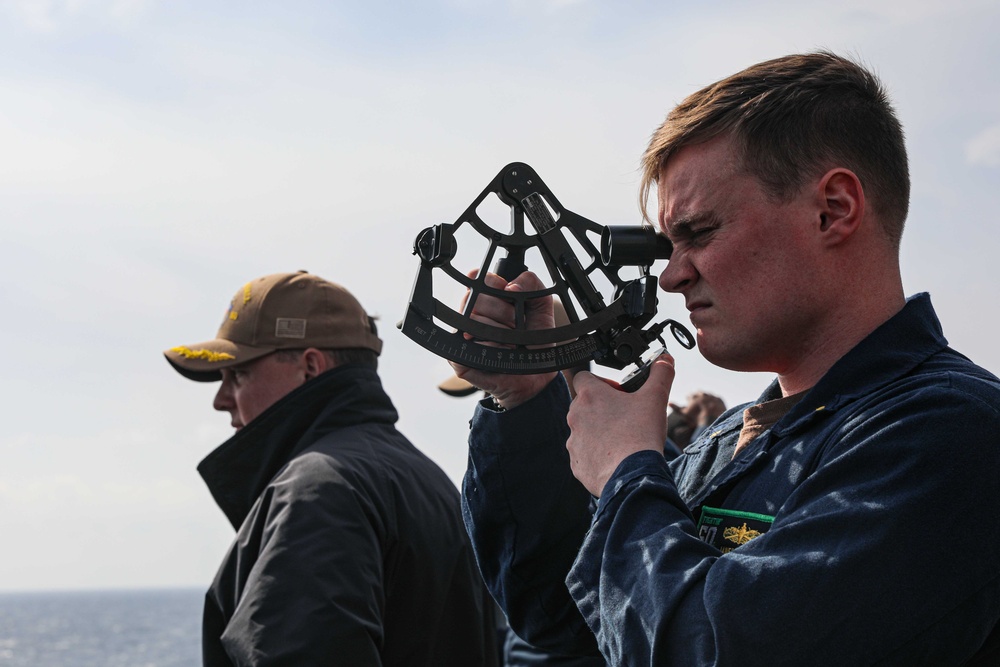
[816,168,865,245]
[301,348,332,381]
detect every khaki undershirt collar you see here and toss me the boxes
[733,390,809,458]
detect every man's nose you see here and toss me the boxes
[658,250,694,293]
[213,377,234,412]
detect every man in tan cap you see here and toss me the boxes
[165,271,497,667]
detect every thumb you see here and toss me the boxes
[572,369,602,391]
[640,354,676,404]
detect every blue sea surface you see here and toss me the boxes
[0,588,202,667]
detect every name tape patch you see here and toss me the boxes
[696,506,775,554]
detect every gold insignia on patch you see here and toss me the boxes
[229,310,238,321]
[723,523,762,546]
[243,282,252,304]
[171,346,236,362]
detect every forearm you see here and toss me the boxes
[569,451,716,666]
[566,394,1000,666]
[462,374,600,656]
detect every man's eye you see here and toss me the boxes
[689,227,714,243]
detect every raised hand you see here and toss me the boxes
[566,354,676,496]
[449,269,559,409]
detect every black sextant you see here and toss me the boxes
[398,162,694,391]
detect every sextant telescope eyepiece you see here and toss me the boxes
[600,226,673,267]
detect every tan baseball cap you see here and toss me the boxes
[165,271,382,382]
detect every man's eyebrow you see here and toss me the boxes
[663,211,722,239]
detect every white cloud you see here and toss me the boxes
[966,124,1000,167]
[833,0,995,21]
[0,0,150,33]
[2,0,61,32]
[445,0,585,10]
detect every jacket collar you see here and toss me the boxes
[768,292,948,439]
[684,293,949,508]
[686,294,947,451]
[197,364,397,529]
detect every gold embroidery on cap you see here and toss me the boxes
[171,346,236,362]
[229,310,238,321]
[243,282,252,305]
[723,523,762,546]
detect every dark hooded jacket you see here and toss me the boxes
[198,364,497,666]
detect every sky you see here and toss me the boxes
[1,0,998,592]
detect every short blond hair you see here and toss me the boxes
[640,52,909,248]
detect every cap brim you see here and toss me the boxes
[437,374,479,397]
[163,339,275,382]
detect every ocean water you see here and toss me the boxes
[0,588,202,667]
